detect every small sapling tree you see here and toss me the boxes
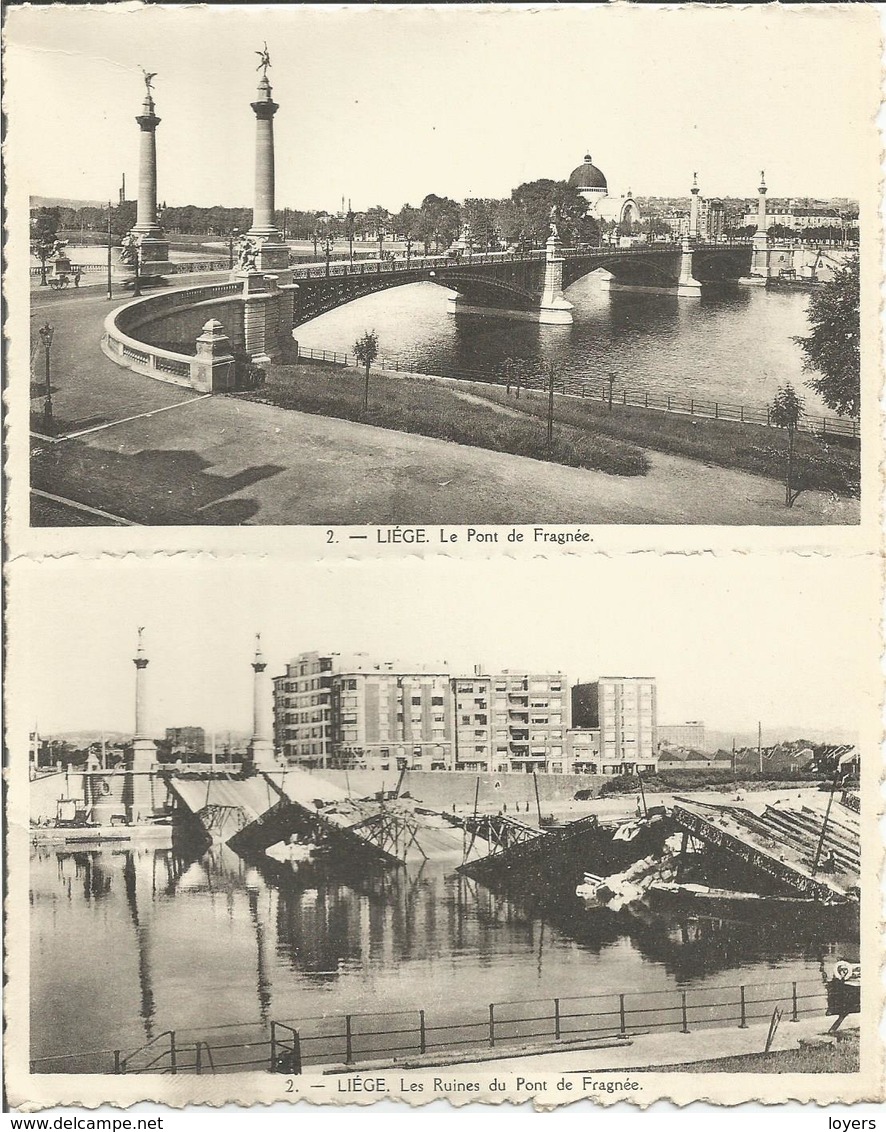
[354,330,380,413]
[770,382,804,507]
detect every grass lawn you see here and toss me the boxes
[244,363,650,478]
[474,383,860,498]
[641,1034,859,1073]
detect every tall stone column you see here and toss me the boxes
[689,173,701,240]
[134,93,161,238]
[246,635,276,771]
[740,171,770,286]
[240,70,291,279]
[538,218,574,325]
[756,170,768,234]
[130,629,156,821]
[129,80,172,278]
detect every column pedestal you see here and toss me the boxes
[246,739,277,771]
[676,238,702,298]
[233,272,290,363]
[739,233,770,286]
[128,739,157,823]
[538,231,574,324]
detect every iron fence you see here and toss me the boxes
[31,977,828,1075]
[294,347,858,440]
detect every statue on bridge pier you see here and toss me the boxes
[236,235,260,272]
[549,203,560,240]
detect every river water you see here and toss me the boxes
[295,276,834,419]
[31,843,851,1069]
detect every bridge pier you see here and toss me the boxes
[235,271,294,364]
[739,172,770,287]
[537,229,574,324]
[676,237,702,298]
[738,232,771,286]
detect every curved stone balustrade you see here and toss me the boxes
[102,280,249,392]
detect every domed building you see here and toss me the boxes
[568,152,641,229]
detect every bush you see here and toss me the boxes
[233,348,266,391]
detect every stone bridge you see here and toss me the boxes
[101,239,756,391]
[289,239,753,327]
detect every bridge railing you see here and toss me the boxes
[32,976,827,1074]
[294,346,859,440]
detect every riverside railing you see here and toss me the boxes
[294,346,859,441]
[31,977,828,1075]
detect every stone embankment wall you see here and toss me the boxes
[301,768,606,810]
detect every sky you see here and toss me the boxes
[7,4,880,212]
[7,553,875,739]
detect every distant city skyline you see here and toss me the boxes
[8,554,874,739]
[7,5,878,212]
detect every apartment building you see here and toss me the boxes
[571,677,658,774]
[273,650,337,767]
[275,652,658,777]
[452,669,492,771]
[273,651,454,770]
[487,670,569,774]
[330,667,453,771]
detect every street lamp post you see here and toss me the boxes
[228,227,240,270]
[324,234,332,277]
[106,201,114,300]
[38,322,54,435]
[346,209,355,265]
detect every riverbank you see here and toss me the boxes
[476,381,859,498]
[246,363,650,478]
[248,359,859,499]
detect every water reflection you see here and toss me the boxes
[31,844,847,1062]
[294,278,830,416]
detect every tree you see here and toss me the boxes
[364,205,390,255]
[793,257,860,419]
[418,194,460,252]
[461,199,497,251]
[509,179,588,246]
[393,204,422,262]
[770,383,804,507]
[111,200,137,241]
[30,206,60,286]
[353,330,379,413]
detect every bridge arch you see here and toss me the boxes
[291,269,539,327]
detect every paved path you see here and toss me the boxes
[28,290,859,526]
[390,1015,857,1082]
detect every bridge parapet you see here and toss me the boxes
[102,274,292,389]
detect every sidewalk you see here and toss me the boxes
[388,1015,858,1080]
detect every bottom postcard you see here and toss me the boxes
[4,553,881,1108]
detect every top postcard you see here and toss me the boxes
[5,3,880,531]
